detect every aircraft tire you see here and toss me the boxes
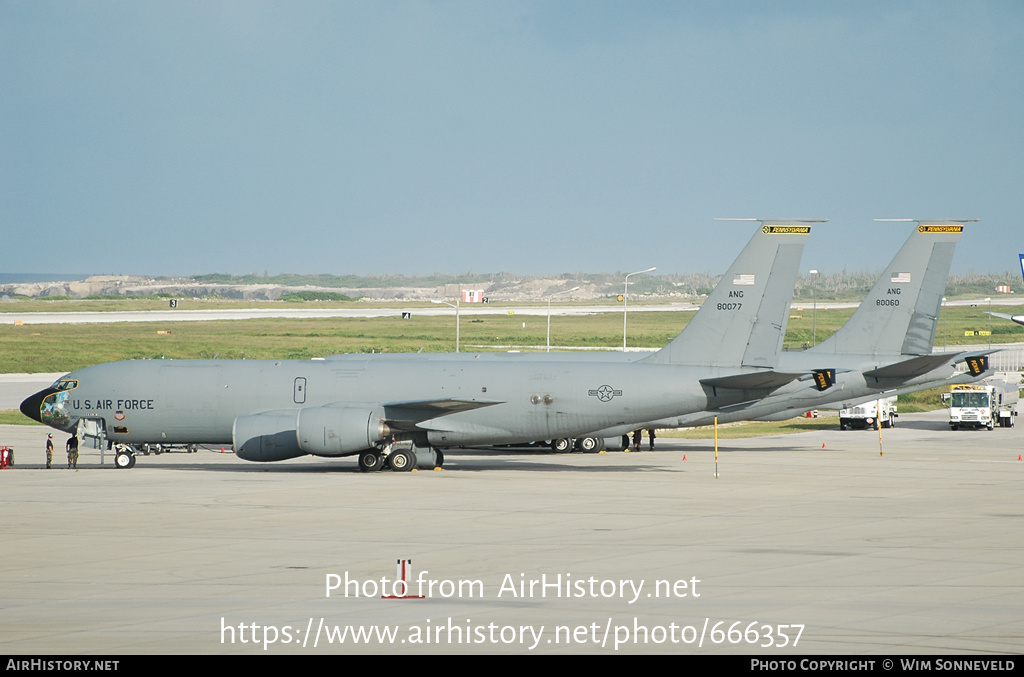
[577,436,600,452]
[115,449,134,469]
[358,450,383,473]
[433,448,444,468]
[388,449,415,472]
[551,438,572,453]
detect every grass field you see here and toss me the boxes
[1,303,1020,374]
[0,410,41,425]
[657,415,840,439]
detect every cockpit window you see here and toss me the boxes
[49,380,78,391]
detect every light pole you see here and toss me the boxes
[809,269,819,346]
[623,267,656,351]
[431,299,460,353]
[941,297,947,350]
[986,297,992,350]
[546,286,580,352]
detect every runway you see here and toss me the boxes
[1,410,1021,655]
[0,303,696,326]
[1,296,1018,326]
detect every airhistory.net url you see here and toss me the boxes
[220,617,804,651]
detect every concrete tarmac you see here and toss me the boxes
[1,411,1021,655]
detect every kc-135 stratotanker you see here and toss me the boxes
[21,219,987,471]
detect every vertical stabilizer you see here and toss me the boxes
[810,220,972,357]
[643,220,816,368]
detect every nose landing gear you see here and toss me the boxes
[114,444,137,469]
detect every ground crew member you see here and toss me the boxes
[66,434,79,470]
[46,433,54,469]
[632,429,642,452]
[647,428,656,450]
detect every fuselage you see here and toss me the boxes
[22,345,973,451]
[23,355,761,449]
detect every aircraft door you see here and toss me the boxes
[78,417,107,450]
[294,378,306,404]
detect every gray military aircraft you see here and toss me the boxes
[21,220,819,471]
[483,219,987,446]
[592,219,990,435]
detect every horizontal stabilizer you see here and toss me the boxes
[946,351,995,378]
[862,350,996,381]
[862,354,961,380]
[701,370,806,391]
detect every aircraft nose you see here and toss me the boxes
[19,389,50,423]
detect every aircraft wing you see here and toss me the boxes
[700,370,807,392]
[381,398,505,431]
[987,311,1024,327]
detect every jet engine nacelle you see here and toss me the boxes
[296,406,390,456]
[233,412,305,462]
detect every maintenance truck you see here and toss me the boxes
[839,396,898,430]
[944,383,1018,430]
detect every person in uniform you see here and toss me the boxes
[66,434,79,470]
[46,433,53,469]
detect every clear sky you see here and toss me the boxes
[2,1,1022,278]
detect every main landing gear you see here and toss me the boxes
[550,437,602,453]
[358,445,444,473]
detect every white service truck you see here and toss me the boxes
[839,396,898,430]
[944,383,1018,430]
